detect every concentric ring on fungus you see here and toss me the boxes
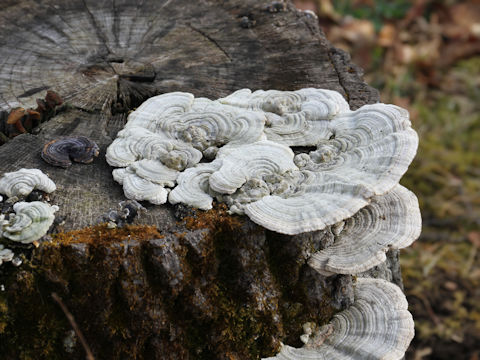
[0,168,56,198]
[2,201,59,244]
[41,136,100,168]
[264,278,414,360]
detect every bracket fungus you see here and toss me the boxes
[168,160,222,210]
[264,278,414,360]
[112,168,170,205]
[308,185,422,276]
[0,168,56,199]
[218,88,350,146]
[0,244,14,265]
[106,88,418,238]
[209,140,297,195]
[106,127,203,169]
[41,136,100,168]
[2,201,59,244]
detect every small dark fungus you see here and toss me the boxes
[24,110,41,132]
[7,107,27,135]
[98,200,146,228]
[7,107,26,125]
[35,98,47,113]
[240,16,256,28]
[25,189,48,202]
[41,136,100,168]
[33,90,63,125]
[45,90,63,108]
[0,91,64,145]
[27,109,41,120]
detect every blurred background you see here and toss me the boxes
[293,0,480,359]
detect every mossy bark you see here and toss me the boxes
[1,211,349,359]
[0,0,400,359]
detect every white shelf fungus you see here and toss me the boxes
[2,201,59,244]
[103,88,419,359]
[0,244,14,265]
[155,102,266,150]
[0,168,56,198]
[264,277,414,360]
[168,160,223,210]
[106,127,203,169]
[243,183,373,235]
[112,168,169,205]
[124,92,195,130]
[106,88,418,237]
[296,103,418,196]
[308,185,422,276]
[219,88,349,146]
[209,140,296,194]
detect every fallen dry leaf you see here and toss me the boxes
[445,3,480,40]
[468,231,480,248]
[378,23,396,47]
[414,347,433,360]
[329,18,376,44]
[444,281,458,291]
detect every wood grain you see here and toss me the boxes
[0,0,378,230]
[0,2,395,359]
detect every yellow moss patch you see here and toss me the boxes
[0,299,8,334]
[50,223,163,245]
[183,203,242,232]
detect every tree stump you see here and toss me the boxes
[0,1,403,359]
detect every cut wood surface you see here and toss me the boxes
[0,0,378,231]
[0,1,400,359]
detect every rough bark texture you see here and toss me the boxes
[0,1,399,359]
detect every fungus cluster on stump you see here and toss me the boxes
[106,88,420,359]
[0,91,63,145]
[0,169,59,267]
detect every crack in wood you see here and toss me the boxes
[327,48,350,103]
[18,86,51,99]
[81,0,114,55]
[186,23,233,62]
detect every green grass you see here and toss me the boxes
[333,0,411,30]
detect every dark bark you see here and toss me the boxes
[0,1,394,359]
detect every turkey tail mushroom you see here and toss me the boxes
[41,136,99,168]
[0,168,56,198]
[308,185,422,276]
[0,244,14,265]
[263,278,414,360]
[2,201,59,244]
[106,88,419,237]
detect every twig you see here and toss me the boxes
[51,292,95,360]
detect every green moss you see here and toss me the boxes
[1,204,343,359]
[179,204,284,358]
[181,282,279,359]
[215,284,277,358]
[264,232,337,348]
[0,223,165,359]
